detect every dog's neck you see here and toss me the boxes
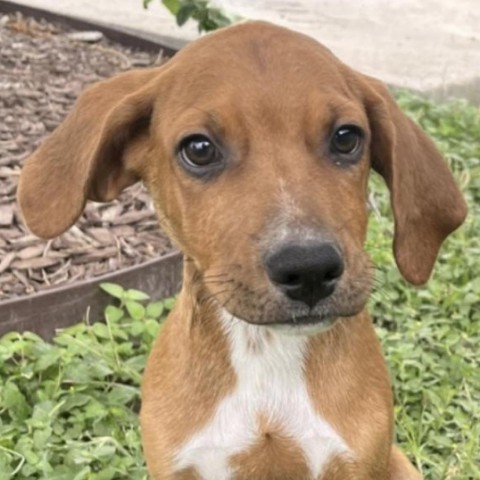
[173,262,370,405]
[161,265,393,478]
[172,282,356,478]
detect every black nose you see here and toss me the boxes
[264,243,344,308]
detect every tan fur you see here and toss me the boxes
[17,21,466,480]
[389,445,423,480]
[141,264,237,476]
[175,468,202,480]
[305,314,394,478]
[226,413,312,479]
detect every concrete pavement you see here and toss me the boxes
[9,0,480,103]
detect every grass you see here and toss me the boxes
[0,91,479,479]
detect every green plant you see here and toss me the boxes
[366,90,480,479]
[0,286,175,480]
[143,0,237,33]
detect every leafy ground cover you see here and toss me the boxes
[0,91,479,479]
[0,286,173,480]
[367,91,480,479]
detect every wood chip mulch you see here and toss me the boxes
[0,12,175,301]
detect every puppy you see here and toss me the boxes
[18,21,467,480]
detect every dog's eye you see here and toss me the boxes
[331,125,363,156]
[179,135,219,167]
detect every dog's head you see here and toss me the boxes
[18,22,467,328]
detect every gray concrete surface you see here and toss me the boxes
[10,0,480,103]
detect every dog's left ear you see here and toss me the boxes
[359,75,467,285]
[17,67,164,239]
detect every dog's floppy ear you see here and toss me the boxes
[360,76,467,285]
[17,67,163,239]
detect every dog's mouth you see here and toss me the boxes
[201,256,372,330]
[219,285,366,331]
[211,272,369,332]
[220,306,345,337]
[270,313,336,326]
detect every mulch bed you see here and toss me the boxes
[0,12,175,301]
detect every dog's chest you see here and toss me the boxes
[174,317,351,479]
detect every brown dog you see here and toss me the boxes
[18,21,466,480]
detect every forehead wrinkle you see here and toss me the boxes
[302,96,369,145]
[300,97,336,143]
[168,102,229,142]
[327,97,369,125]
[181,103,223,129]
[204,111,227,139]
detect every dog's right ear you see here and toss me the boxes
[17,67,165,239]
[356,74,467,285]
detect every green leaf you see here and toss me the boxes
[144,319,161,339]
[62,393,91,411]
[29,401,57,426]
[146,301,164,319]
[176,4,195,26]
[34,347,62,372]
[99,283,125,300]
[92,322,111,340]
[130,320,145,336]
[104,305,124,323]
[64,363,95,383]
[94,465,117,480]
[2,382,31,421]
[162,0,180,15]
[33,427,52,450]
[72,466,91,479]
[163,297,176,311]
[124,289,150,301]
[84,399,108,420]
[125,300,146,320]
[107,385,138,405]
[90,360,114,379]
[94,444,116,458]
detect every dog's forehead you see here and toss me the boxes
[151,23,369,147]
[171,21,350,88]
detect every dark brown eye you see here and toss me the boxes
[179,135,218,167]
[331,125,363,156]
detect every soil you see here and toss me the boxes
[0,12,175,301]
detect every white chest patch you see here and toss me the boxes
[173,311,351,479]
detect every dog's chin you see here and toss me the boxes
[221,310,338,336]
[267,315,338,336]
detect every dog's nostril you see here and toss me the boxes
[264,243,344,308]
[324,264,343,282]
[283,273,302,287]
